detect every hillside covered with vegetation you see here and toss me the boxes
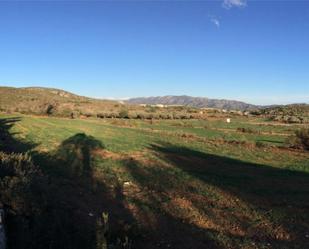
[256,104,309,124]
[0,86,118,117]
[0,87,211,120]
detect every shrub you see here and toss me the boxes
[151,113,161,120]
[109,112,118,118]
[301,117,309,123]
[282,116,290,123]
[145,114,154,120]
[173,113,181,119]
[287,128,309,150]
[178,132,195,139]
[272,115,283,122]
[180,114,189,120]
[83,112,93,118]
[187,108,199,113]
[145,106,157,113]
[237,127,256,134]
[166,114,173,119]
[158,113,167,119]
[119,109,129,119]
[0,152,41,214]
[288,116,301,124]
[255,141,267,148]
[136,113,145,119]
[97,113,104,118]
[46,104,55,115]
[250,110,262,115]
[128,113,138,119]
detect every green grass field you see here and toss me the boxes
[1,114,309,249]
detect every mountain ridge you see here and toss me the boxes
[126,95,259,111]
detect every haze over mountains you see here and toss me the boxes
[126,96,259,111]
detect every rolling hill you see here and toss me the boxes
[0,86,120,116]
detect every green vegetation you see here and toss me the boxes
[119,109,129,119]
[287,128,309,150]
[257,104,309,124]
[1,113,309,249]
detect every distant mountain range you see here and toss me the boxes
[1,86,307,112]
[126,95,259,111]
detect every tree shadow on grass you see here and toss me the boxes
[121,157,222,249]
[138,142,309,249]
[0,117,36,153]
[29,133,137,249]
[54,133,104,177]
[0,117,136,249]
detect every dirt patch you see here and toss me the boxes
[93,149,123,160]
[93,149,158,166]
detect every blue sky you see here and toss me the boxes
[0,0,308,105]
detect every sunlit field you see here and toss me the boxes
[1,114,308,249]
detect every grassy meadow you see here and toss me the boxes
[1,113,309,249]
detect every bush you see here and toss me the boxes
[0,152,41,214]
[83,113,93,118]
[287,128,309,150]
[301,117,309,124]
[288,116,301,124]
[237,127,257,134]
[128,113,138,119]
[145,113,154,120]
[46,104,55,115]
[97,113,105,119]
[119,109,129,119]
[255,141,267,148]
[145,106,157,113]
[136,113,145,119]
[272,115,283,122]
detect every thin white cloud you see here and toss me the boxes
[222,0,247,9]
[210,18,220,28]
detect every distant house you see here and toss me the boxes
[155,104,165,108]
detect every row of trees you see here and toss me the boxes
[41,104,200,120]
[96,111,197,120]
